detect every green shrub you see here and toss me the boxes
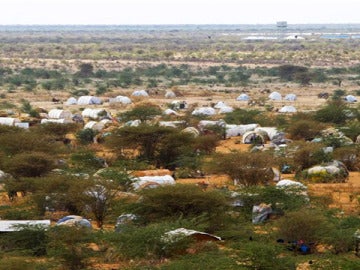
[76,128,97,145]
[276,209,328,243]
[0,224,47,256]
[4,152,54,178]
[205,151,276,186]
[287,119,325,140]
[47,226,93,270]
[130,185,229,232]
[159,251,241,270]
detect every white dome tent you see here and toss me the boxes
[344,95,357,103]
[236,94,250,101]
[164,109,178,115]
[192,107,216,116]
[110,95,132,104]
[214,101,227,109]
[218,106,234,114]
[165,91,176,98]
[82,108,109,119]
[279,105,297,113]
[65,97,77,105]
[284,93,297,101]
[225,124,259,138]
[84,121,105,131]
[48,109,72,119]
[269,91,282,101]
[132,90,149,97]
[77,96,102,105]
[0,117,21,126]
[132,175,176,190]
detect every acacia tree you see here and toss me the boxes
[205,151,276,186]
[105,125,174,162]
[119,103,162,123]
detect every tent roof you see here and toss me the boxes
[163,228,222,242]
[0,220,50,232]
[77,96,102,105]
[279,105,297,113]
[236,93,250,101]
[192,107,216,116]
[269,91,282,100]
[132,90,149,97]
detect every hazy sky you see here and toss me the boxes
[1,0,360,25]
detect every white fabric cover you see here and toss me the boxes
[41,119,73,124]
[192,107,216,116]
[279,105,297,113]
[0,117,20,126]
[276,179,306,189]
[236,94,250,101]
[284,93,297,101]
[82,108,107,119]
[77,96,102,105]
[65,97,77,105]
[344,95,357,102]
[165,91,176,98]
[84,121,105,131]
[112,95,132,104]
[218,106,234,114]
[164,109,178,115]
[269,91,282,100]
[48,109,72,119]
[226,123,259,138]
[132,175,175,190]
[214,101,227,109]
[132,90,149,97]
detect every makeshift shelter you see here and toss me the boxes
[124,119,141,127]
[115,214,138,232]
[182,127,200,137]
[165,90,176,98]
[214,101,227,109]
[276,179,306,189]
[132,175,176,190]
[41,119,73,124]
[65,97,77,105]
[0,220,50,232]
[254,127,279,140]
[132,90,149,97]
[48,109,72,119]
[306,160,349,182]
[84,121,105,131]
[57,215,92,228]
[0,117,20,126]
[163,109,178,115]
[279,105,297,113]
[344,95,357,103]
[242,131,266,144]
[225,123,259,138]
[218,106,234,114]
[14,122,29,129]
[163,228,222,243]
[77,96,102,105]
[81,108,109,119]
[269,91,282,101]
[192,107,216,116]
[236,93,250,101]
[159,121,185,128]
[252,203,272,224]
[284,93,297,101]
[110,95,132,104]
